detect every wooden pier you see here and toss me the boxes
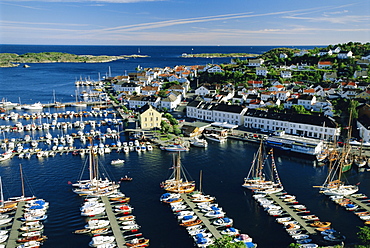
[269,194,317,234]
[101,196,126,248]
[6,201,25,248]
[180,193,222,239]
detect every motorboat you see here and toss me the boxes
[111,159,125,165]
[190,137,208,148]
[88,236,115,247]
[124,238,149,247]
[203,133,227,143]
[212,217,233,227]
[160,144,189,152]
[85,219,110,229]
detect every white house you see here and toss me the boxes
[207,65,224,73]
[337,51,353,59]
[280,71,292,79]
[195,85,218,96]
[160,94,181,111]
[127,95,161,109]
[113,82,141,95]
[256,67,268,77]
[248,58,264,67]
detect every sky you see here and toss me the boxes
[0,0,369,46]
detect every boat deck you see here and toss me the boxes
[6,201,25,248]
[101,196,126,248]
[269,194,317,235]
[180,193,222,239]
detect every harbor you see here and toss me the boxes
[0,45,370,248]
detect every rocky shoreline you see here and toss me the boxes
[0,52,149,68]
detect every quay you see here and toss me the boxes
[101,196,126,248]
[6,201,25,248]
[269,194,317,235]
[180,193,222,239]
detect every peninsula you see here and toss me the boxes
[181,52,258,58]
[0,52,149,67]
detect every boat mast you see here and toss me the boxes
[257,140,263,179]
[20,164,25,198]
[175,152,181,182]
[0,177,3,208]
[199,170,203,193]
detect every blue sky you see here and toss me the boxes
[1,0,369,46]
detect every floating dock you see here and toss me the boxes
[269,194,317,234]
[347,195,370,211]
[180,193,222,239]
[6,201,25,248]
[101,196,126,248]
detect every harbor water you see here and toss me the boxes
[0,45,368,248]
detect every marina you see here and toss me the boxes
[1,45,370,248]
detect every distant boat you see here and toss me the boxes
[160,144,189,152]
[111,159,125,165]
[22,102,43,110]
[203,133,227,143]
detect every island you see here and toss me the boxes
[0,52,149,67]
[181,52,258,58]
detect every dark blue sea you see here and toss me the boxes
[0,45,367,248]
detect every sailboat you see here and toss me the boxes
[71,90,87,107]
[6,164,36,203]
[160,152,195,193]
[53,90,65,108]
[353,139,367,169]
[318,115,358,196]
[242,141,283,194]
[0,176,17,212]
[72,139,119,196]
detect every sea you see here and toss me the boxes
[0,45,368,248]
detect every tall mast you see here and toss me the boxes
[20,164,25,198]
[257,140,263,179]
[199,170,203,193]
[176,152,181,181]
[0,177,3,208]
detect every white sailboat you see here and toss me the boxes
[242,141,283,194]
[71,90,87,107]
[72,139,118,196]
[160,152,195,193]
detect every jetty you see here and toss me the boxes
[6,201,25,248]
[101,196,126,248]
[180,193,222,239]
[269,194,317,234]
[348,195,370,211]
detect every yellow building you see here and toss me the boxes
[138,104,162,129]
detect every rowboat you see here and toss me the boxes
[310,221,331,228]
[125,238,150,247]
[179,219,202,227]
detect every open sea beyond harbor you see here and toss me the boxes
[0,45,369,248]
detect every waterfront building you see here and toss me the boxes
[186,101,247,126]
[243,109,340,141]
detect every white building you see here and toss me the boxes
[243,109,339,141]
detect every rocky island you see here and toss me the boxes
[0,52,149,67]
[181,52,258,58]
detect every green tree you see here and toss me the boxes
[357,226,370,245]
[209,236,246,248]
[160,120,170,133]
[291,105,310,115]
